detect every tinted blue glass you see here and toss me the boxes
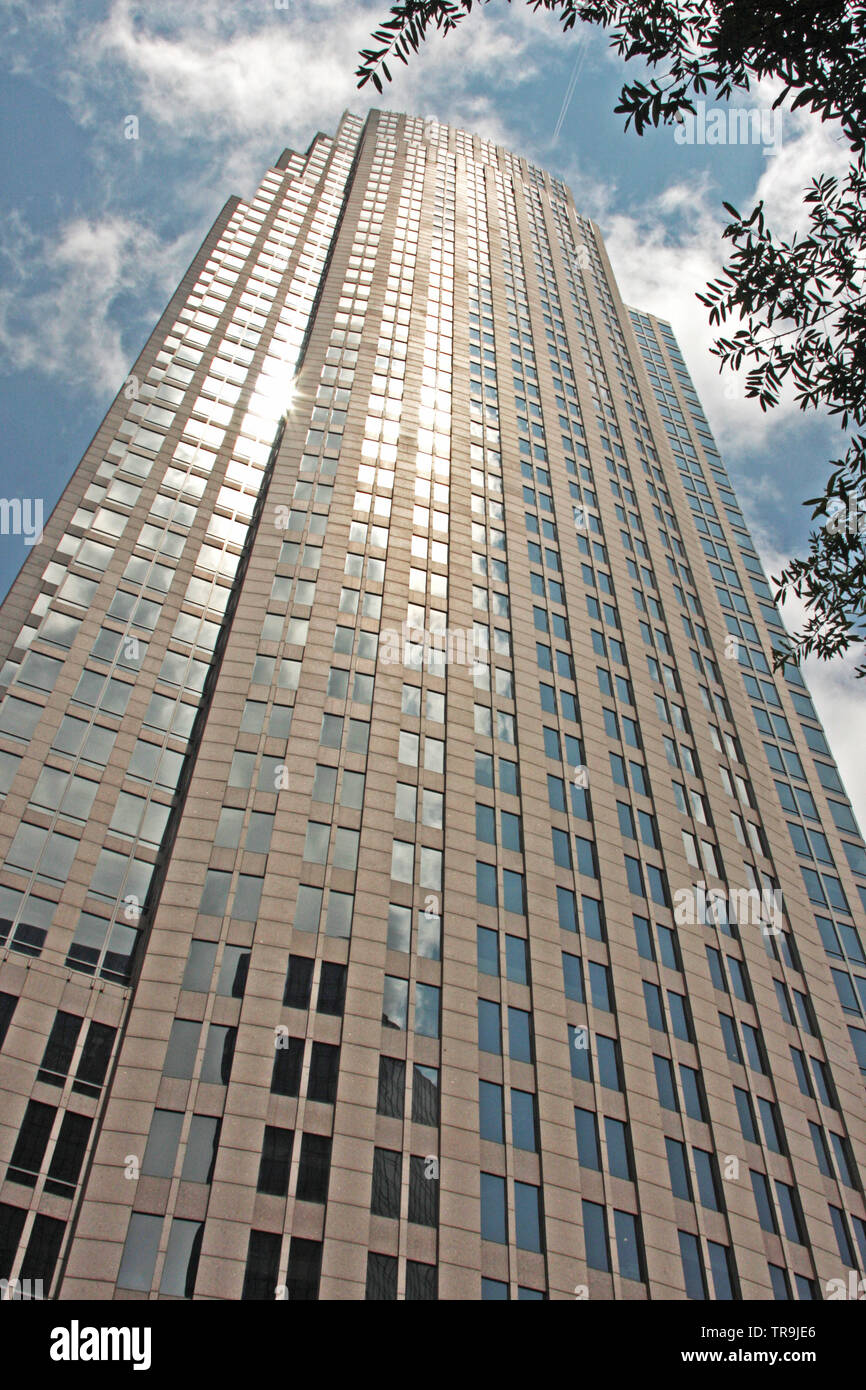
[569,1024,591,1081]
[514,1182,542,1252]
[582,1200,609,1271]
[511,1090,537,1151]
[481,1173,507,1244]
[605,1117,632,1181]
[505,934,529,984]
[503,870,525,914]
[508,1007,532,1063]
[479,1081,504,1144]
[476,862,497,906]
[750,1170,777,1233]
[590,962,612,1012]
[693,1149,721,1211]
[562,952,583,1001]
[678,1230,706,1299]
[665,1138,691,1200]
[575,1107,600,1169]
[708,1241,735,1299]
[679,1065,704,1121]
[477,926,499,976]
[614,1209,643,1282]
[478,999,501,1054]
[597,1035,621,1090]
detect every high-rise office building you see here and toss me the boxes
[0,109,864,1303]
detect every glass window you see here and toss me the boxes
[643,982,665,1032]
[503,869,525,914]
[666,1137,692,1201]
[829,1132,857,1188]
[199,870,231,917]
[406,1260,437,1301]
[304,821,330,864]
[575,1107,600,1169]
[73,1020,115,1095]
[117,1213,162,1292]
[200,1023,235,1085]
[312,765,338,803]
[614,1209,644,1283]
[562,951,583,1001]
[605,1117,632,1182]
[481,1277,508,1300]
[181,1115,220,1184]
[750,1170,777,1234]
[597,1035,621,1090]
[734,1086,758,1144]
[481,1172,507,1244]
[758,1097,785,1155]
[678,1230,707,1299]
[514,1182,543,1252]
[829,1204,855,1266]
[408,1153,438,1227]
[296,1133,331,1204]
[214,806,244,848]
[283,953,314,1010]
[391,839,413,882]
[164,1020,201,1079]
[476,862,497,906]
[775,1180,806,1244]
[317,962,347,1017]
[590,962,613,1013]
[414,982,440,1038]
[37,1011,82,1086]
[376,1056,405,1119]
[294,885,322,933]
[505,934,529,985]
[508,1007,532,1063]
[217,945,250,998]
[241,1231,280,1301]
[668,991,692,1042]
[257,1126,293,1197]
[478,998,501,1054]
[582,1199,609,1272]
[653,1054,678,1111]
[674,1064,702,1121]
[768,1263,792,1300]
[414,1067,439,1134]
[180,939,216,995]
[693,1148,722,1211]
[382,976,408,1030]
[271,1037,303,1097]
[557,887,577,932]
[387,903,411,953]
[511,1089,537,1151]
[142,1109,183,1178]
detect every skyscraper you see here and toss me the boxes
[0,108,864,1303]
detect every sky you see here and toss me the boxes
[0,0,862,826]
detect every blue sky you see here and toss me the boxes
[0,0,862,820]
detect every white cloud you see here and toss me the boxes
[591,83,865,824]
[751,538,866,833]
[2,0,862,823]
[751,77,853,234]
[597,86,854,456]
[803,657,866,835]
[79,1,373,144]
[0,0,563,395]
[600,175,751,444]
[0,210,197,394]
[49,0,556,197]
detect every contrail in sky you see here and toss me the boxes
[552,32,590,144]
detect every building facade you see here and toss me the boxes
[0,109,865,1302]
